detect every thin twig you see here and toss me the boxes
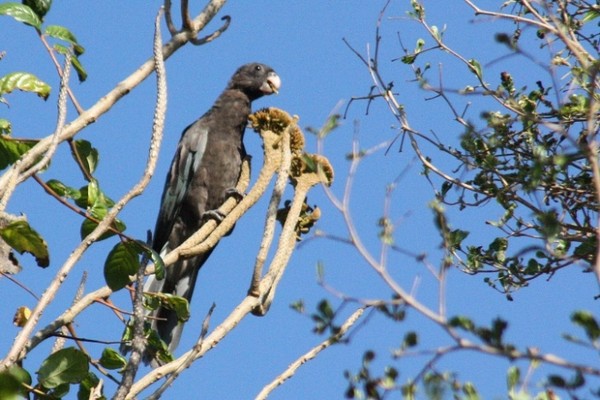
[38,34,83,113]
[147,303,216,399]
[181,0,193,31]
[18,53,70,183]
[114,8,167,399]
[0,271,40,300]
[255,307,366,400]
[190,15,231,45]
[164,0,177,35]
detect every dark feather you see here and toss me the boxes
[144,63,281,360]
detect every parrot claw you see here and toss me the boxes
[225,187,245,201]
[202,209,226,223]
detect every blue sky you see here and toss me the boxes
[1,1,598,399]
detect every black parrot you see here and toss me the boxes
[144,63,281,355]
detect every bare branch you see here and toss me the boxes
[255,307,366,400]
[24,286,113,355]
[147,304,216,399]
[190,15,231,46]
[164,0,177,36]
[9,53,70,195]
[181,0,193,31]
[37,33,83,114]
[114,8,167,398]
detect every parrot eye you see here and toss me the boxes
[255,65,262,71]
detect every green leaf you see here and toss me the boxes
[103,241,139,291]
[410,0,424,19]
[85,179,100,207]
[536,210,560,241]
[401,54,416,64]
[37,347,89,389]
[0,134,38,170]
[489,237,508,252]
[123,239,163,280]
[476,318,509,348]
[75,182,95,208]
[76,179,115,208]
[400,39,428,64]
[137,241,164,280]
[0,72,51,100]
[440,181,452,197]
[77,372,103,400]
[415,38,425,53]
[22,0,52,18]
[0,220,49,267]
[45,25,85,55]
[582,10,600,24]
[363,350,375,364]
[448,229,469,250]
[0,365,32,399]
[54,44,88,82]
[467,59,482,79]
[317,299,334,319]
[98,348,127,370]
[402,331,418,349]
[72,139,98,176]
[80,208,126,241]
[462,382,479,400]
[547,374,566,388]
[311,113,340,139]
[79,181,125,241]
[145,328,174,364]
[144,292,190,322]
[80,215,103,240]
[290,299,305,314]
[506,366,520,392]
[430,25,442,42]
[46,178,81,200]
[0,3,41,30]
[382,366,398,389]
[161,294,190,322]
[449,315,475,331]
[574,236,596,262]
[0,119,11,134]
[0,371,21,400]
[571,310,600,341]
[46,382,70,398]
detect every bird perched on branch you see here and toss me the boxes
[144,63,281,357]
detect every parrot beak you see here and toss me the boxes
[263,72,281,95]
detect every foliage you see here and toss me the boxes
[396,0,600,296]
[312,0,600,399]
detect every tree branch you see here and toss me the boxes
[255,307,366,400]
[1,1,171,368]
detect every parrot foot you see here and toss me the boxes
[224,187,245,201]
[202,209,225,223]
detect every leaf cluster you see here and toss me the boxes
[335,0,600,398]
[400,0,600,295]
